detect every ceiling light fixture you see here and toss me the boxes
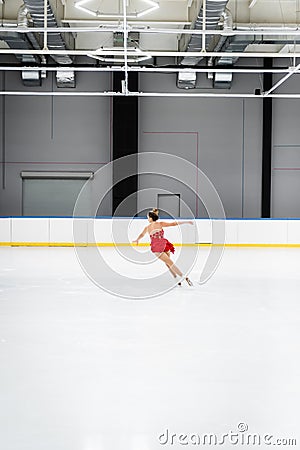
[88,47,152,63]
[249,0,259,8]
[74,0,159,19]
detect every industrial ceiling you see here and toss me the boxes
[0,0,300,96]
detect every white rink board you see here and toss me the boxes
[1,218,300,245]
[237,220,288,244]
[0,218,10,243]
[287,220,300,244]
[49,218,89,244]
[91,219,117,244]
[195,220,212,243]
[11,218,49,243]
[224,220,238,244]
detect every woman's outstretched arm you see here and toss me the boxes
[160,220,193,227]
[132,226,148,245]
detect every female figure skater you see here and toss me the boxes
[133,208,193,286]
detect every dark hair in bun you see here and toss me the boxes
[148,208,159,221]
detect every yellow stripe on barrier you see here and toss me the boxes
[1,242,300,248]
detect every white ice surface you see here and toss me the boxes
[0,247,299,450]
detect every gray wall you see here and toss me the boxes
[1,65,300,218]
[272,70,300,217]
[138,70,263,218]
[0,71,112,216]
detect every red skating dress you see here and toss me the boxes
[150,229,175,254]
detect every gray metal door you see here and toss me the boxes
[22,177,92,217]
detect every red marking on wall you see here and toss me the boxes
[274,168,300,170]
[143,131,198,135]
[2,161,109,165]
[109,73,113,162]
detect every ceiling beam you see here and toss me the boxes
[62,20,192,25]
[264,63,300,96]
[0,49,300,58]
[4,26,300,36]
[0,66,292,74]
[0,91,300,98]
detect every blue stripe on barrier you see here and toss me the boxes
[1,216,300,220]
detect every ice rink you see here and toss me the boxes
[0,246,299,449]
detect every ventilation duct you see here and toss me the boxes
[18,4,46,64]
[181,0,230,66]
[56,70,76,88]
[216,35,252,66]
[212,21,300,87]
[0,27,43,86]
[17,4,29,28]
[215,30,300,66]
[22,69,41,86]
[0,31,35,63]
[208,8,234,88]
[213,71,233,88]
[177,71,197,89]
[208,8,233,61]
[0,4,39,68]
[23,0,74,66]
[18,4,46,86]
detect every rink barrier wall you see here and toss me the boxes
[0,217,300,247]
